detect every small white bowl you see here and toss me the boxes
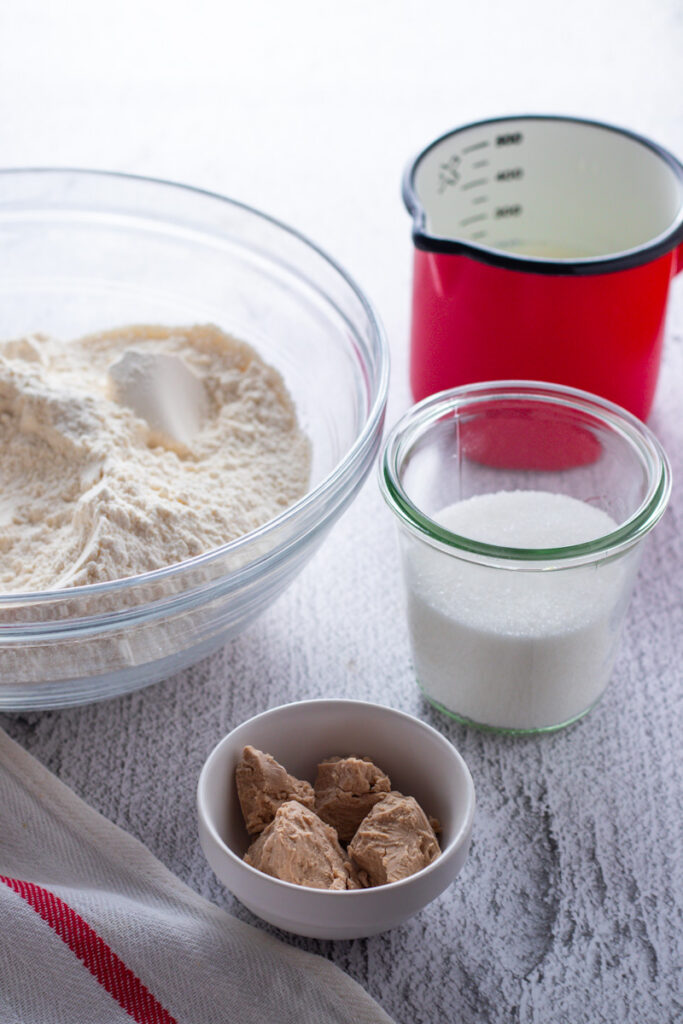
[197,699,475,939]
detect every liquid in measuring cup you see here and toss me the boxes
[501,240,600,259]
[404,490,628,731]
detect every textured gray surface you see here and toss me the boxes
[3,333,682,1023]
[1,2,682,1021]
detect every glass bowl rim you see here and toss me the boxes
[0,167,390,605]
[380,380,672,568]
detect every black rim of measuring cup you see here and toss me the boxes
[402,114,683,276]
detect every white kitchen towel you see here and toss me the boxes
[0,728,394,1024]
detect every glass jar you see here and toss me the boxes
[379,382,672,733]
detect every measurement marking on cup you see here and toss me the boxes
[471,230,488,239]
[462,178,488,191]
[496,168,523,181]
[495,205,522,217]
[496,132,523,146]
[472,195,488,205]
[460,213,488,227]
[462,141,490,154]
[473,159,489,169]
[438,155,461,193]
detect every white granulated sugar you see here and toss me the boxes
[0,324,311,592]
[405,491,629,730]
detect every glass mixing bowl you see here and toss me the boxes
[0,169,388,709]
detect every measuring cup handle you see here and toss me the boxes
[674,241,683,276]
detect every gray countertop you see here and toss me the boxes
[1,2,682,1021]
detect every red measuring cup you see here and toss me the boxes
[403,115,683,420]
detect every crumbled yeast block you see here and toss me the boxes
[347,792,441,886]
[314,755,392,842]
[235,748,442,890]
[235,746,315,836]
[244,801,361,890]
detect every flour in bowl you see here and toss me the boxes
[0,324,311,592]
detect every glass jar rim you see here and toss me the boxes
[379,381,672,568]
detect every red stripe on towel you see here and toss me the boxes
[0,875,178,1024]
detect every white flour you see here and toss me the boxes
[404,491,635,731]
[0,324,311,593]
